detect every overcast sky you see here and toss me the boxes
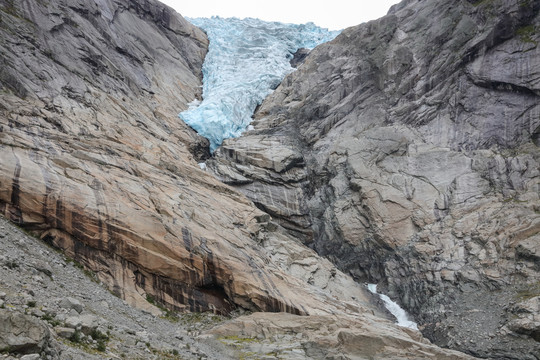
[159,0,401,30]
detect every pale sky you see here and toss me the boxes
[159,0,401,30]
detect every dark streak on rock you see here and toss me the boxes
[182,227,192,251]
[9,149,22,223]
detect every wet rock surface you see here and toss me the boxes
[210,0,540,358]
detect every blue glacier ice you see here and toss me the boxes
[180,17,340,152]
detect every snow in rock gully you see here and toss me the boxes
[180,17,340,152]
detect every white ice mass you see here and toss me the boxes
[180,17,340,152]
[367,284,419,330]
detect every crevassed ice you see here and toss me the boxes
[367,284,419,330]
[180,16,340,152]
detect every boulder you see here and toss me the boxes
[0,310,50,354]
[55,327,76,340]
[65,314,99,335]
[58,297,83,314]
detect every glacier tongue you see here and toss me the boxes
[180,17,340,152]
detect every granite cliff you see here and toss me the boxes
[210,0,540,358]
[0,0,479,359]
[0,0,538,359]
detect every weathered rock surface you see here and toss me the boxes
[206,312,474,360]
[0,0,360,319]
[0,0,477,359]
[0,172,472,360]
[210,0,540,358]
[0,310,51,355]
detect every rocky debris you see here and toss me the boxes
[209,0,540,358]
[20,355,40,360]
[0,215,234,359]
[64,314,100,335]
[54,328,75,340]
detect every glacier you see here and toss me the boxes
[180,17,340,152]
[367,284,419,330]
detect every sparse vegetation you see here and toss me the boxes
[91,328,109,342]
[219,335,259,344]
[515,282,540,301]
[96,341,107,352]
[5,260,19,269]
[516,25,537,45]
[66,328,110,353]
[69,329,83,344]
[26,300,36,308]
[41,313,61,326]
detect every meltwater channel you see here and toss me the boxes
[180,17,340,152]
[368,284,418,330]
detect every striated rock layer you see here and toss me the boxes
[0,0,358,318]
[210,0,540,358]
[0,4,473,360]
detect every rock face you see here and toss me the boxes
[0,0,532,359]
[0,5,465,360]
[210,0,540,358]
[0,0,372,319]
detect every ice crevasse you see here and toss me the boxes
[180,16,341,152]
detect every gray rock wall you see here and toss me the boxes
[210,0,540,358]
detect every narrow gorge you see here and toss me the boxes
[0,0,538,359]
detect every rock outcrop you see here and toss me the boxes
[206,312,473,360]
[210,0,540,358]
[0,0,373,318]
[0,0,385,321]
[0,0,533,358]
[0,3,471,360]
